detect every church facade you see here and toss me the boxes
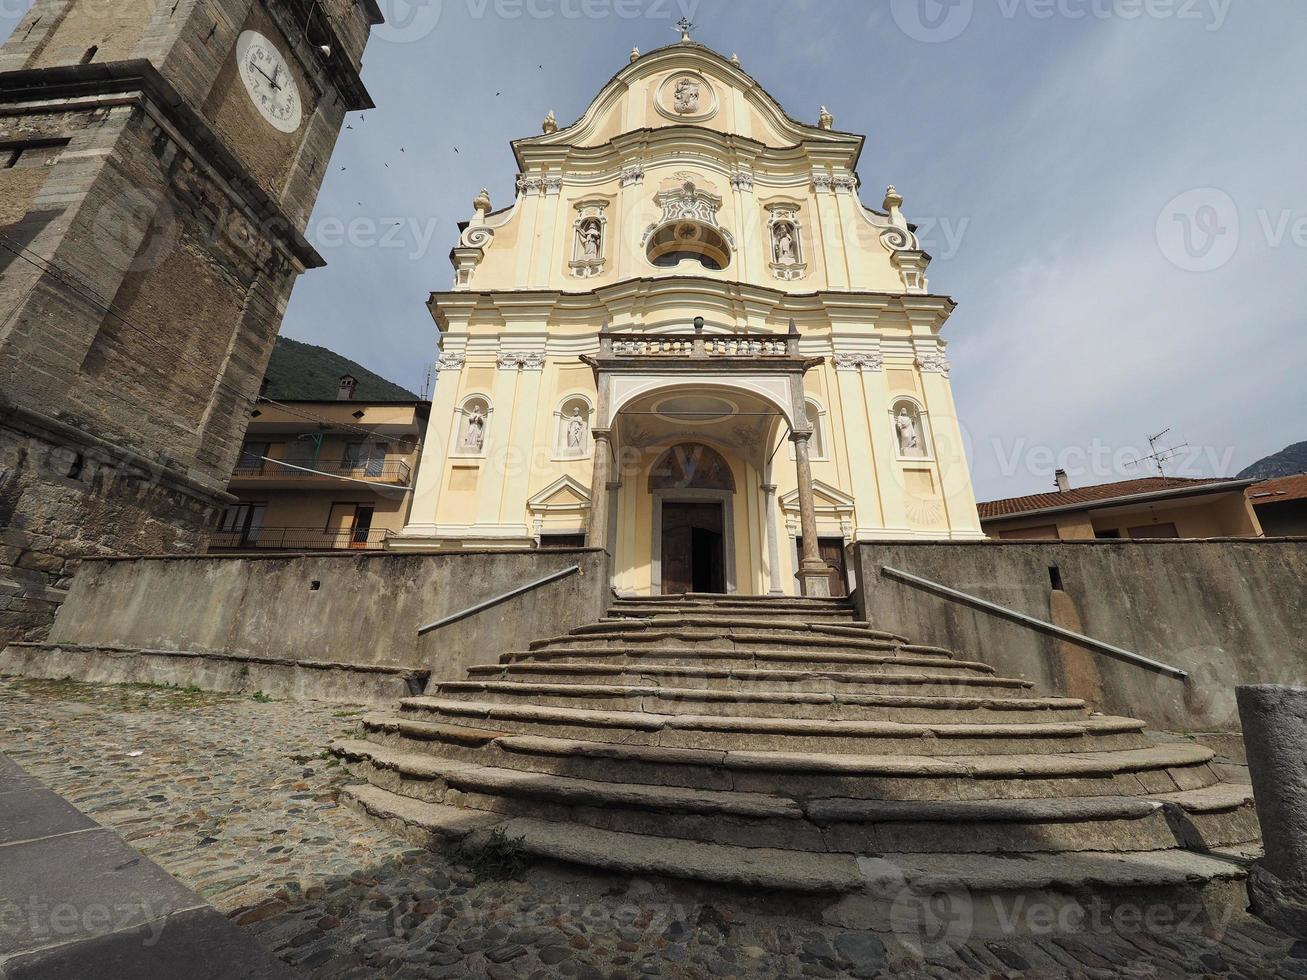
[394,30,984,596]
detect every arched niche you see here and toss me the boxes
[555,394,593,459]
[891,397,931,459]
[455,394,491,457]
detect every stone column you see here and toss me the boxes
[587,429,612,551]
[761,483,784,595]
[792,431,831,598]
[1237,684,1307,936]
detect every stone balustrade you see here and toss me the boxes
[605,333,794,358]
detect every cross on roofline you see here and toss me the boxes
[675,17,695,42]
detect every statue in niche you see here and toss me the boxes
[462,407,486,452]
[895,407,921,455]
[578,219,602,260]
[566,407,587,451]
[774,222,797,264]
[673,77,701,114]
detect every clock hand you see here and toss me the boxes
[251,62,282,91]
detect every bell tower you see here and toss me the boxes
[0,0,382,643]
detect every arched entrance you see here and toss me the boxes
[586,321,835,598]
[649,443,736,594]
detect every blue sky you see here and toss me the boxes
[4,0,1304,500]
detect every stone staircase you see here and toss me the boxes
[333,594,1259,918]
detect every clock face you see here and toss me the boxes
[236,30,302,134]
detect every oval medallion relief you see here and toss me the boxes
[656,72,719,123]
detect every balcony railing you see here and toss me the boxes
[598,319,802,360]
[209,527,395,552]
[232,459,413,484]
[606,335,794,357]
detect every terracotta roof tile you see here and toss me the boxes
[1248,473,1307,505]
[978,476,1242,520]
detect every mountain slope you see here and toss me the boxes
[262,336,417,401]
[1238,441,1307,480]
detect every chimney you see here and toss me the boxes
[337,374,358,401]
[1055,469,1071,493]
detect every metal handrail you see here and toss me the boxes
[417,564,582,637]
[881,565,1188,680]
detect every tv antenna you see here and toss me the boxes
[1126,428,1189,476]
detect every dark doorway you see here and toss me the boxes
[661,501,726,594]
[796,536,850,598]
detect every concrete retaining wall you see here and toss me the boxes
[0,642,429,704]
[42,549,610,683]
[851,539,1307,733]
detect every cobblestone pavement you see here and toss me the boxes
[2,678,1304,979]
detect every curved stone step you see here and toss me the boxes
[342,783,1254,903]
[465,661,1037,696]
[505,647,1000,678]
[431,680,1092,724]
[394,696,1152,755]
[571,617,901,639]
[608,606,858,624]
[611,593,855,608]
[1149,782,1261,850]
[356,716,1220,800]
[334,740,1214,854]
[529,626,953,658]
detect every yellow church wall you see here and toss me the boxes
[393,38,987,586]
[462,157,910,297]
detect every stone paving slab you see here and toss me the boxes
[1,677,1303,979]
[0,782,97,845]
[0,827,206,958]
[0,738,296,979]
[2,907,296,980]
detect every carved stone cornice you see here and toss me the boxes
[832,352,883,372]
[915,350,951,377]
[437,352,466,371]
[619,165,645,187]
[498,352,546,371]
